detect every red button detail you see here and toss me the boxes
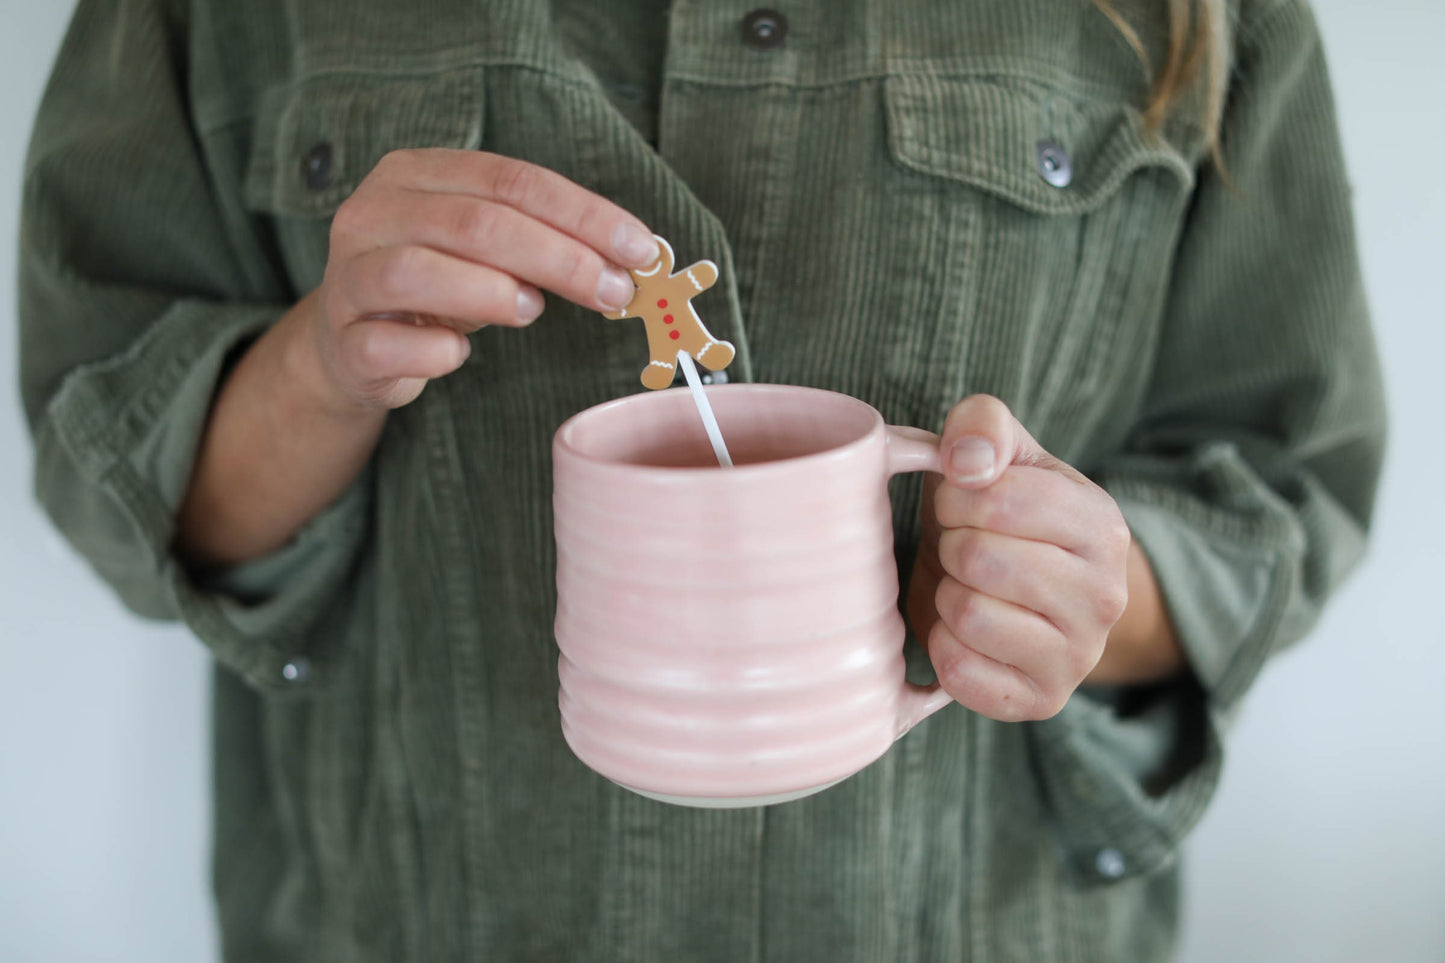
[657,299,668,308]
[668,330,681,340]
[663,314,674,324]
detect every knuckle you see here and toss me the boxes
[571,201,609,247]
[478,281,524,327]
[948,392,1010,433]
[1029,686,1069,721]
[559,244,601,291]
[491,157,539,207]
[480,271,518,310]
[1069,635,1107,680]
[971,393,1010,420]
[933,579,955,625]
[962,591,992,637]
[947,393,994,419]
[936,530,964,576]
[328,195,368,243]
[930,482,965,529]
[936,579,986,639]
[374,148,415,179]
[956,534,1001,588]
[1093,583,1129,627]
[317,283,349,333]
[375,247,419,299]
[1012,670,1061,722]
[929,640,973,700]
[932,579,954,624]
[937,666,972,705]
[974,486,1011,532]
[351,326,389,373]
[453,200,504,251]
[1102,509,1132,556]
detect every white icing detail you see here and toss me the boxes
[632,235,674,277]
[698,339,718,355]
[686,269,704,292]
[648,360,674,370]
[676,350,733,468]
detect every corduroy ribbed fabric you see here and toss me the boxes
[18,0,1384,960]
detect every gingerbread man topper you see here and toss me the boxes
[607,235,736,390]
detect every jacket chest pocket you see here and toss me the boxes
[882,74,1196,446]
[243,69,487,296]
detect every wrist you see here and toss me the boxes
[1084,539,1187,688]
[175,292,387,569]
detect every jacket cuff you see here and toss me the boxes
[32,298,370,692]
[1030,677,1222,885]
[1026,467,1301,884]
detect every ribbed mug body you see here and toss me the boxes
[553,385,946,805]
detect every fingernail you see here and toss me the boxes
[516,287,545,323]
[948,436,996,483]
[612,224,660,266]
[597,267,636,310]
[457,335,473,363]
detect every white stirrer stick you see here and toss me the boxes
[676,349,733,468]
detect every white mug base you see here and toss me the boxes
[615,775,849,809]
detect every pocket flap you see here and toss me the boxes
[885,74,1194,215]
[245,69,486,216]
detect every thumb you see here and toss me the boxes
[939,394,1064,489]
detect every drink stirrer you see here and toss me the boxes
[676,349,734,467]
[599,232,738,467]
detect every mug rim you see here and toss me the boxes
[553,383,886,477]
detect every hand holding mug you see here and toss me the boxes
[906,395,1133,722]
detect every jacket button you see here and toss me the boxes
[1094,847,1126,879]
[302,142,335,191]
[1036,140,1073,188]
[280,657,312,684]
[741,9,789,50]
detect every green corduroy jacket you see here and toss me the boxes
[19,0,1384,959]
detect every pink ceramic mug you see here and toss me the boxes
[553,384,954,807]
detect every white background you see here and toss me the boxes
[1,3,1441,960]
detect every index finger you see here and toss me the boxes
[385,149,660,269]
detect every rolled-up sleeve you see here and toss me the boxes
[1027,0,1386,882]
[19,0,369,692]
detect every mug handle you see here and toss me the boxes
[885,425,956,739]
